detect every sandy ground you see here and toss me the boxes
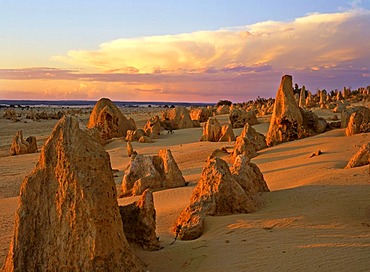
[0,107,369,271]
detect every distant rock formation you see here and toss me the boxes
[200,117,235,142]
[345,106,370,136]
[299,85,306,108]
[345,142,370,168]
[240,123,267,151]
[119,189,161,251]
[161,106,195,129]
[127,141,134,157]
[143,115,161,138]
[125,129,146,142]
[87,98,136,141]
[10,130,38,155]
[216,104,230,115]
[229,108,259,128]
[2,116,142,272]
[173,156,268,240]
[121,149,187,196]
[266,75,304,146]
[190,107,212,123]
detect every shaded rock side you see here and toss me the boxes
[174,157,267,240]
[345,142,370,168]
[200,117,221,142]
[229,108,259,128]
[266,75,303,146]
[345,106,370,136]
[10,130,38,155]
[161,106,194,129]
[240,123,267,151]
[2,116,142,272]
[87,97,136,141]
[190,107,212,123]
[121,149,186,197]
[119,189,161,251]
[143,116,161,138]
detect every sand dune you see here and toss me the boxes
[0,107,369,271]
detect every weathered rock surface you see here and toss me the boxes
[10,130,38,155]
[200,117,235,142]
[190,107,212,123]
[125,129,146,142]
[143,116,161,138]
[121,149,187,196]
[345,142,370,168]
[173,156,268,240]
[300,109,328,134]
[119,189,161,251]
[161,106,194,129]
[229,108,259,128]
[266,75,304,146]
[127,141,134,157]
[2,116,142,272]
[345,106,370,136]
[240,123,267,151]
[299,85,306,108]
[87,98,136,141]
[216,105,230,115]
[231,136,258,162]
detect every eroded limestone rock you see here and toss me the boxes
[345,143,370,168]
[10,130,38,155]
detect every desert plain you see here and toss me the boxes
[0,100,369,271]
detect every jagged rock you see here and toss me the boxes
[209,148,229,159]
[121,149,186,196]
[299,86,306,108]
[345,143,370,168]
[3,109,18,120]
[161,106,194,129]
[305,91,315,108]
[126,129,146,142]
[173,157,267,240]
[2,116,142,272]
[127,141,134,157]
[229,108,259,128]
[341,107,358,128]
[119,189,161,251]
[143,116,161,138]
[216,105,230,115]
[230,155,269,194]
[87,98,136,141]
[266,75,304,146]
[231,136,258,162]
[345,106,370,136]
[200,117,222,142]
[219,124,236,142]
[300,109,328,134]
[10,130,38,155]
[190,107,212,123]
[240,123,267,151]
[333,101,345,113]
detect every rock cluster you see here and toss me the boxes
[143,115,161,138]
[121,149,187,196]
[173,155,269,240]
[345,143,370,168]
[231,136,258,162]
[345,106,370,136]
[10,130,38,155]
[240,123,267,151]
[229,108,259,128]
[87,98,136,142]
[199,117,235,142]
[2,116,142,272]
[119,189,161,251]
[161,106,196,130]
[190,107,212,123]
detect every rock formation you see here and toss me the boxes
[266,75,304,146]
[299,85,306,108]
[87,98,136,141]
[2,116,142,272]
[345,142,370,168]
[125,129,146,142]
[240,123,267,151]
[161,106,195,129]
[231,136,258,162]
[10,130,38,155]
[229,108,259,128]
[173,156,268,240]
[200,117,235,142]
[300,109,328,134]
[127,141,134,157]
[219,124,236,142]
[119,189,161,250]
[216,104,230,115]
[345,106,370,136]
[143,116,161,138]
[121,149,187,196]
[190,107,212,123]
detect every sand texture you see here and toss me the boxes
[1,106,370,271]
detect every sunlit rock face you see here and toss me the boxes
[2,116,143,272]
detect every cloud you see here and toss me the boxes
[2,9,370,102]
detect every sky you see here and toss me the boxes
[1,0,370,103]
